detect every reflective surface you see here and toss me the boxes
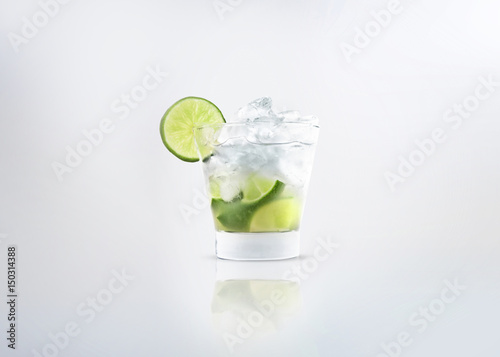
[1,0,500,356]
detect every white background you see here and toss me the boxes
[1,0,499,356]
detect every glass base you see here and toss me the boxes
[215,231,300,260]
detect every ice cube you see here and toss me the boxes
[219,183,240,202]
[277,110,302,121]
[246,119,280,143]
[274,143,312,187]
[239,144,268,170]
[212,173,241,202]
[237,97,276,121]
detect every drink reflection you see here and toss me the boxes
[211,260,302,353]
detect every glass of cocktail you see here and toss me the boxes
[160,97,319,260]
[194,105,318,260]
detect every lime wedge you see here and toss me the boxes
[160,97,225,162]
[242,175,277,203]
[249,197,301,232]
[209,179,222,200]
[213,180,285,231]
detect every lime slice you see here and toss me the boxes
[209,179,222,200]
[160,97,225,162]
[249,197,301,232]
[212,180,285,231]
[242,175,277,203]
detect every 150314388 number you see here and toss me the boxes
[8,246,16,293]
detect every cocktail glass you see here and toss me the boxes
[194,120,319,260]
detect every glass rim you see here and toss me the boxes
[194,120,320,131]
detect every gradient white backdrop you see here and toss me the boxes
[1,0,499,356]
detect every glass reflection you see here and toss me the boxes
[211,260,302,353]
